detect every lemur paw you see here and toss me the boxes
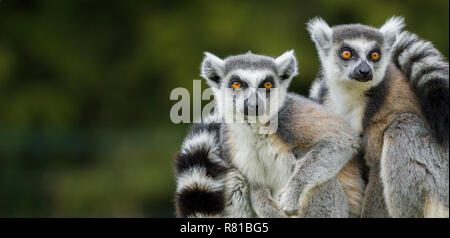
[278,188,299,216]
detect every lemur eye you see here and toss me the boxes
[370,51,380,61]
[341,50,352,59]
[232,82,242,89]
[264,82,273,89]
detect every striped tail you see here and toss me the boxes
[393,31,449,144]
[174,118,229,217]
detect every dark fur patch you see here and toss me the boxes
[175,148,228,178]
[362,78,388,132]
[209,74,221,84]
[276,94,297,147]
[309,71,329,105]
[280,74,290,80]
[356,149,369,185]
[175,188,224,217]
[318,79,329,105]
[416,79,449,143]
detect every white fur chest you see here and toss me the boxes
[226,123,294,197]
[327,81,368,134]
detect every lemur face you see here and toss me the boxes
[331,27,385,83]
[308,17,405,87]
[201,51,298,122]
[222,69,278,117]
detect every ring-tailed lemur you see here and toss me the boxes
[307,16,449,218]
[174,51,363,217]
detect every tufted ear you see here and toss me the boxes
[201,52,225,88]
[380,16,405,50]
[307,17,333,53]
[275,50,298,80]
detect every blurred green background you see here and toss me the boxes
[0,0,448,217]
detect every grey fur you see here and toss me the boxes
[380,113,449,217]
[249,183,287,218]
[299,178,349,218]
[223,168,255,217]
[224,53,278,75]
[333,24,384,43]
[395,31,448,87]
[277,137,355,216]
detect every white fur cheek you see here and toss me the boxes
[372,51,393,86]
[323,56,347,82]
[343,67,354,81]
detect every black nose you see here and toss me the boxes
[244,96,264,116]
[244,100,258,110]
[359,66,370,76]
[244,99,259,114]
[352,62,372,82]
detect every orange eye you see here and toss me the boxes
[232,82,241,89]
[264,82,273,89]
[371,52,380,61]
[341,50,352,59]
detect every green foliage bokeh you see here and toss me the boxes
[0,0,448,217]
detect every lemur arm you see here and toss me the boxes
[278,138,357,215]
[276,96,360,216]
[249,183,287,218]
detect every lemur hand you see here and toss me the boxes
[278,184,302,216]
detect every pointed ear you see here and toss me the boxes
[307,17,333,53]
[380,16,405,49]
[275,50,298,80]
[201,52,225,87]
